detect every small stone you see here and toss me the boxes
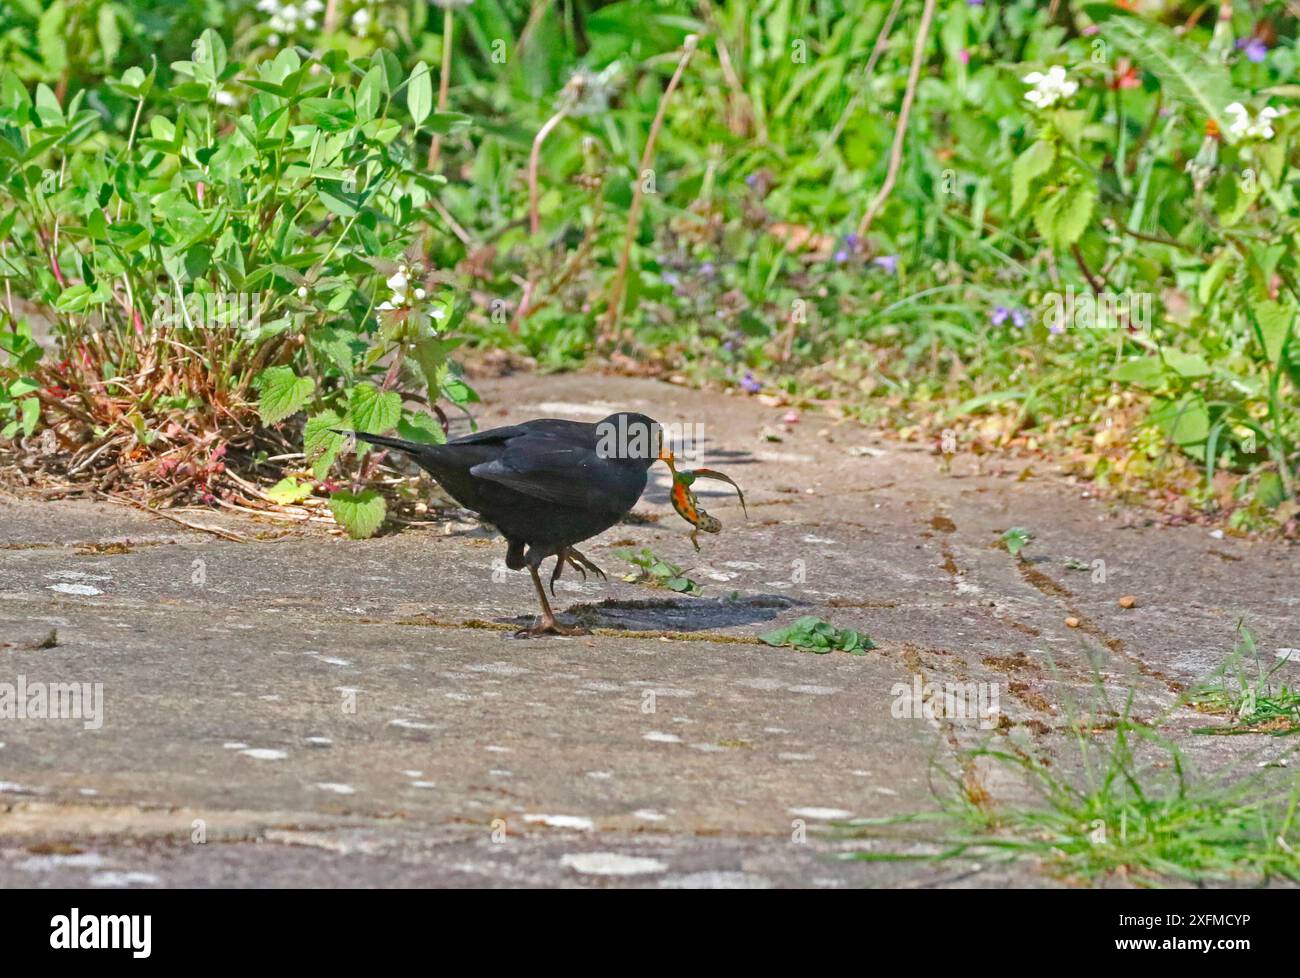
[1065,617,1081,629]
[1118,595,1137,609]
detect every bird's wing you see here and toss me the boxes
[449,418,593,447]
[469,437,642,512]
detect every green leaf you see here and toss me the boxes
[330,489,386,540]
[1151,394,1210,446]
[1161,349,1212,378]
[1253,301,1294,366]
[425,111,472,134]
[37,1,68,78]
[374,49,403,92]
[355,65,384,123]
[1110,357,1165,388]
[97,4,122,68]
[760,616,874,654]
[54,285,94,312]
[396,411,446,445]
[1198,249,1234,305]
[349,382,401,434]
[407,60,433,126]
[441,376,478,406]
[1012,139,1055,215]
[34,83,63,128]
[1084,4,1240,129]
[411,336,450,402]
[304,409,344,479]
[20,396,39,437]
[191,28,227,86]
[1256,472,1287,509]
[254,365,315,424]
[300,97,355,133]
[1001,527,1031,557]
[316,185,358,218]
[1033,181,1095,251]
[266,477,313,504]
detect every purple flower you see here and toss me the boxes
[722,339,735,352]
[958,49,970,66]
[1237,38,1268,63]
[745,174,757,188]
[990,305,1011,326]
[662,271,679,287]
[699,262,715,277]
[833,249,850,263]
[872,255,899,274]
[740,370,761,394]
[1049,320,1065,335]
[844,233,860,249]
[1011,308,1029,329]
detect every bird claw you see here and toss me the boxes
[550,547,593,596]
[566,547,608,582]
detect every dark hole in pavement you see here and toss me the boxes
[504,594,803,633]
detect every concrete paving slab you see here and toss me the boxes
[1,372,1296,887]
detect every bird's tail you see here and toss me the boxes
[334,430,438,458]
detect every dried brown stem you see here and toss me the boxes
[601,34,699,346]
[855,0,937,240]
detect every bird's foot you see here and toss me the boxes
[566,546,608,582]
[549,547,607,596]
[513,615,590,639]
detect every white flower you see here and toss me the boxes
[261,0,323,36]
[386,269,408,293]
[215,88,237,107]
[414,288,426,300]
[297,286,309,299]
[563,64,622,117]
[1225,101,1289,141]
[351,8,371,33]
[1023,65,1078,109]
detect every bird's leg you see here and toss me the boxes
[565,546,608,583]
[517,564,589,638]
[548,547,574,597]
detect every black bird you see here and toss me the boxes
[343,413,663,637]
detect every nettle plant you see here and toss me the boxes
[1010,7,1298,516]
[0,30,473,537]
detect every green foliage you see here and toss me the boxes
[614,547,701,595]
[1084,4,1241,128]
[760,616,875,655]
[0,23,473,535]
[329,487,386,540]
[255,366,315,425]
[846,702,1300,885]
[1001,527,1031,558]
[1189,626,1300,735]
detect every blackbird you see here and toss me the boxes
[343,413,663,637]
